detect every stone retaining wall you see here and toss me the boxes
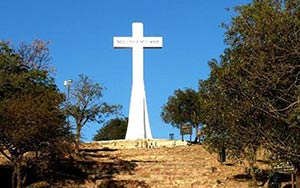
[89,139,188,149]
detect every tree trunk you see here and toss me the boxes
[194,125,199,143]
[218,146,226,163]
[249,160,258,188]
[12,167,16,188]
[75,126,82,154]
[247,149,258,188]
[296,170,300,188]
[12,163,22,188]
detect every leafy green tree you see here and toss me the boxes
[199,60,264,186]
[161,88,202,142]
[199,62,233,155]
[0,41,71,188]
[65,74,121,153]
[227,0,300,164]
[201,0,300,187]
[93,118,128,141]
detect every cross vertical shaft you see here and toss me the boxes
[132,23,144,86]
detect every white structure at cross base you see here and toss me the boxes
[113,22,163,140]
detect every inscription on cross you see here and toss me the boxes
[114,38,162,47]
[113,24,162,48]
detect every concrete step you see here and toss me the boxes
[52,144,252,188]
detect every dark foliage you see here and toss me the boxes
[199,0,300,187]
[0,40,72,188]
[93,118,128,141]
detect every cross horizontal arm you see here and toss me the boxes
[113,37,163,48]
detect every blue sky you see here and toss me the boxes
[1,0,250,141]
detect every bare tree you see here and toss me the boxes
[65,74,121,153]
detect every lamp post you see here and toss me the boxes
[64,79,72,99]
[64,79,72,127]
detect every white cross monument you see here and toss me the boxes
[113,22,163,140]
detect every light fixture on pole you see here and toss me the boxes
[64,79,72,127]
[64,79,73,99]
